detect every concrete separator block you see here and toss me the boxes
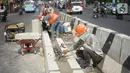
[95,27,103,44]
[42,31,52,47]
[85,22,99,34]
[120,35,130,73]
[98,28,116,49]
[120,35,130,64]
[107,34,125,63]
[42,31,60,73]
[32,19,42,33]
[44,47,59,72]
[98,55,122,73]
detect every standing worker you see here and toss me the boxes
[41,7,59,38]
[63,24,104,69]
[38,7,49,31]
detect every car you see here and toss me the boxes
[24,1,36,12]
[66,1,83,14]
[105,3,117,14]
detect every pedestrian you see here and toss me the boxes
[62,24,104,69]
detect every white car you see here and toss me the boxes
[24,1,36,12]
[67,1,83,14]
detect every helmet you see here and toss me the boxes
[75,24,88,36]
[38,13,42,20]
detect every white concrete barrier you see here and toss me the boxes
[42,31,52,47]
[120,35,130,73]
[97,34,125,73]
[42,31,60,73]
[32,19,42,33]
[98,55,122,73]
[86,22,99,34]
[59,12,130,73]
[97,28,116,49]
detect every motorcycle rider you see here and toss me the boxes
[93,1,100,18]
[99,2,107,17]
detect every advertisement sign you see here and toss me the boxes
[117,3,128,14]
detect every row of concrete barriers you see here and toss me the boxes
[59,12,130,73]
[32,12,130,73]
[32,19,85,73]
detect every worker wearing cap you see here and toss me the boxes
[63,24,104,69]
[38,7,48,20]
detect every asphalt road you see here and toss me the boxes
[56,8,130,36]
[0,12,44,73]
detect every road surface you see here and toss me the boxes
[56,8,130,36]
[0,13,44,73]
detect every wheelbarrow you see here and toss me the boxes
[15,33,41,55]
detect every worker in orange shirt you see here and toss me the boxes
[41,7,59,38]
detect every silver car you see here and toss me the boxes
[105,3,117,14]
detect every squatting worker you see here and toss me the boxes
[63,24,104,69]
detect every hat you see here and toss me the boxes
[48,7,54,13]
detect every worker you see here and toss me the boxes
[62,24,104,69]
[41,7,59,38]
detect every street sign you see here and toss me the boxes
[117,3,128,14]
